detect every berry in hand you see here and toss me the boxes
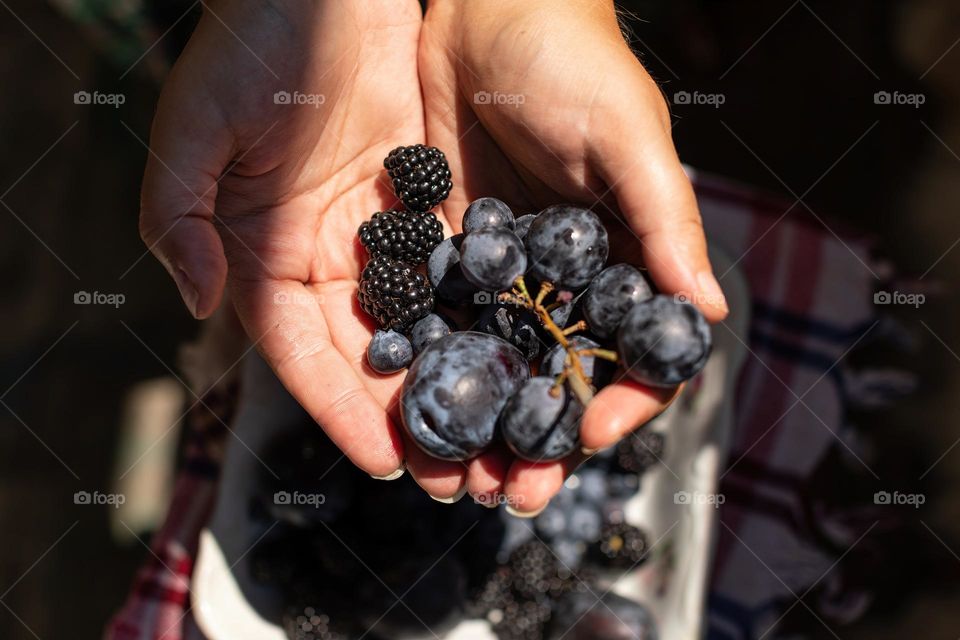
[357,209,443,265]
[583,263,653,338]
[401,332,530,460]
[513,213,537,241]
[476,303,545,360]
[541,336,614,389]
[410,313,454,354]
[383,144,452,212]
[460,227,528,291]
[618,295,711,387]
[366,329,413,373]
[500,377,583,461]
[357,255,434,331]
[427,234,478,305]
[462,197,516,233]
[525,205,609,289]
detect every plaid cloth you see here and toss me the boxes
[105,173,901,640]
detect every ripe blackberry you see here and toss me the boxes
[282,605,351,640]
[508,540,565,600]
[384,144,452,212]
[493,599,551,640]
[358,209,444,265]
[615,429,665,474]
[465,567,514,618]
[358,255,434,330]
[595,522,649,568]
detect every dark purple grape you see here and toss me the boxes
[427,234,478,305]
[547,591,658,640]
[541,336,614,389]
[462,197,515,233]
[618,295,711,387]
[476,303,546,360]
[525,205,609,289]
[460,227,527,291]
[410,313,454,354]
[513,213,537,241]
[583,263,653,338]
[401,332,530,460]
[499,377,583,461]
[366,329,413,373]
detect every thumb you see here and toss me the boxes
[596,100,728,323]
[139,88,231,319]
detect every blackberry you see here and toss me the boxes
[358,209,444,265]
[358,255,434,330]
[282,605,351,640]
[615,429,665,474]
[508,540,566,599]
[384,144,452,212]
[465,567,514,618]
[493,599,552,640]
[595,522,649,568]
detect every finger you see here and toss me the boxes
[594,76,728,323]
[405,441,468,502]
[465,447,512,507]
[140,81,232,319]
[579,380,678,451]
[503,454,585,517]
[231,278,406,479]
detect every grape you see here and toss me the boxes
[583,263,652,338]
[426,234,478,305]
[476,303,545,360]
[513,213,537,241]
[460,227,527,291]
[410,313,454,354]
[366,330,413,373]
[462,197,515,233]
[618,295,711,387]
[525,205,609,289]
[499,377,583,461]
[541,336,614,389]
[401,332,530,460]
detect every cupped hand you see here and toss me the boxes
[139,0,429,479]
[416,0,729,514]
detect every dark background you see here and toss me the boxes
[1,0,959,637]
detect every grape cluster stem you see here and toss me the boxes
[500,276,618,406]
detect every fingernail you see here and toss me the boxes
[475,495,499,508]
[581,447,599,456]
[371,462,406,481]
[696,270,728,314]
[172,267,200,319]
[430,485,467,504]
[505,504,546,519]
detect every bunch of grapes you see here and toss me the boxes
[357,144,713,464]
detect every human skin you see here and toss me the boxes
[139,0,726,513]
